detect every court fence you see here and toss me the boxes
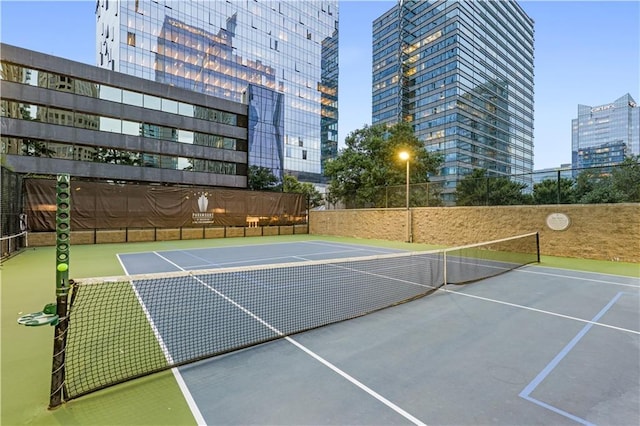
[21,177,308,246]
[330,162,640,208]
[1,166,26,259]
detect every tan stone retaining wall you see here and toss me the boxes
[310,204,640,263]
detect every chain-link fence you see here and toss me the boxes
[1,166,26,258]
[328,162,640,209]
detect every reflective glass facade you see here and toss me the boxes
[0,45,248,188]
[1,66,247,174]
[571,94,640,170]
[97,0,338,184]
[248,85,284,180]
[372,0,534,202]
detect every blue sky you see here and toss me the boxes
[1,1,638,170]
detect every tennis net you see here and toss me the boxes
[59,232,539,402]
[1,231,27,262]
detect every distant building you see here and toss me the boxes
[96,0,339,184]
[372,0,534,203]
[571,94,640,171]
[1,44,248,188]
[532,164,572,185]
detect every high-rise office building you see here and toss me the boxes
[571,94,640,170]
[96,0,338,184]
[372,0,534,202]
[1,43,248,188]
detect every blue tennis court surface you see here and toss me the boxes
[118,240,406,274]
[117,241,640,425]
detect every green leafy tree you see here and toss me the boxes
[572,169,597,203]
[247,165,281,191]
[283,175,324,208]
[572,168,624,204]
[324,123,441,208]
[532,178,575,204]
[611,155,640,202]
[455,168,528,206]
[567,157,640,204]
[578,178,626,204]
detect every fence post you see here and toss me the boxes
[485,177,490,206]
[556,169,561,204]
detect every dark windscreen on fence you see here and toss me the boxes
[25,179,306,231]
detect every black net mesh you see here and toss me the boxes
[1,167,26,259]
[62,233,539,400]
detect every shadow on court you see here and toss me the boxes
[117,241,639,425]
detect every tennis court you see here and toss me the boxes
[104,239,640,425]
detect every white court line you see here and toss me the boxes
[441,257,640,289]
[119,254,207,426]
[115,253,129,276]
[118,239,316,255]
[177,250,223,267]
[125,248,637,424]
[286,337,426,426]
[183,247,380,269]
[153,251,188,270]
[303,240,405,254]
[303,257,639,336]
[191,273,427,426]
[150,251,426,425]
[443,288,640,335]
[518,268,640,288]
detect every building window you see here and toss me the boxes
[127,32,136,47]
[302,150,307,160]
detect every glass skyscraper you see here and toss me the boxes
[571,94,640,170]
[372,0,534,203]
[96,0,338,184]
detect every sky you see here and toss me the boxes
[1,0,638,170]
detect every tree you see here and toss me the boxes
[455,168,528,206]
[324,122,441,207]
[532,177,575,204]
[248,165,281,191]
[611,155,640,202]
[572,169,598,203]
[571,157,640,203]
[283,175,324,208]
[573,168,619,204]
[578,178,626,204]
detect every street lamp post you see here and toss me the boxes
[399,151,411,243]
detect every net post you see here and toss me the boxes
[49,174,71,409]
[536,232,540,263]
